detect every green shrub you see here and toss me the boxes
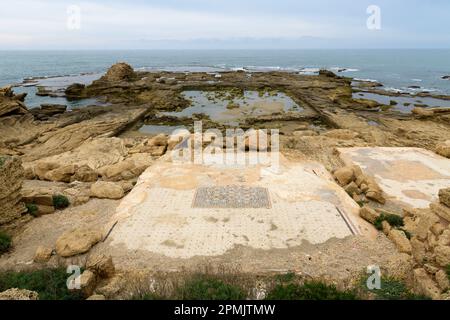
[26,203,39,217]
[0,268,83,300]
[52,195,70,210]
[177,275,245,300]
[363,278,430,300]
[446,265,450,281]
[374,213,404,230]
[266,281,358,300]
[0,156,5,167]
[0,232,12,254]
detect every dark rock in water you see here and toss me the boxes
[30,104,67,120]
[319,69,338,78]
[65,83,87,100]
[442,75,450,80]
[408,85,421,89]
[13,93,27,102]
[389,100,398,106]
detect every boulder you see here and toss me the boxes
[36,205,55,215]
[90,181,124,199]
[359,206,380,224]
[65,83,87,100]
[86,254,115,278]
[435,270,450,292]
[413,268,441,300]
[344,182,361,196]
[381,221,392,236]
[55,228,102,257]
[45,164,78,183]
[434,245,450,267]
[388,229,412,254]
[438,188,450,208]
[71,165,98,183]
[415,211,440,241]
[75,270,97,297]
[0,86,28,117]
[435,141,450,158]
[412,107,434,118]
[22,194,54,207]
[0,288,38,300]
[34,162,59,180]
[411,237,427,263]
[148,134,168,147]
[33,246,53,263]
[334,166,354,186]
[430,202,450,222]
[0,156,27,225]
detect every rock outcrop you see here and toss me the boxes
[0,156,27,225]
[436,140,450,158]
[90,181,124,199]
[0,288,39,300]
[0,86,28,117]
[55,228,103,257]
[98,62,136,83]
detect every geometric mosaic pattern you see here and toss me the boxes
[193,185,271,209]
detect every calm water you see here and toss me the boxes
[1,50,450,95]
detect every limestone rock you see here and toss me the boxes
[55,228,102,257]
[434,245,450,267]
[344,182,360,196]
[430,202,450,222]
[411,237,427,264]
[86,254,115,278]
[381,221,391,236]
[359,206,380,224]
[415,211,440,241]
[438,229,450,247]
[0,288,38,300]
[65,83,87,100]
[323,129,359,140]
[90,181,124,199]
[0,156,27,225]
[148,134,168,147]
[0,86,28,117]
[76,270,97,297]
[439,188,450,207]
[99,62,136,83]
[34,246,53,263]
[71,165,98,183]
[334,166,354,186]
[436,140,450,158]
[45,164,78,183]
[435,270,450,292]
[388,229,412,254]
[412,107,434,118]
[36,205,55,215]
[413,268,441,300]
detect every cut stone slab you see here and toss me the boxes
[104,153,372,260]
[338,147,450,209]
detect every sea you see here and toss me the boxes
[1,49,449,108]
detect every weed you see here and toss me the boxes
[52,195,70,210]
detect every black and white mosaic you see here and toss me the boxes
[193,185,271,209]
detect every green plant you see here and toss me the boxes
[0,232,12,255]
[0,156,5,167]
[0,268,84,300]
[177,275,245,300]
[374,213,404,230]
[362,278,430,300]
[446,265,450,281]
[52,195,70,210]
[26,203,39,217]
[266,281,358,300]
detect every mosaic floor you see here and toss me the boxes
[192,186,271,209]
[105,154,371,259]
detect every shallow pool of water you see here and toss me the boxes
[162,90,303,123]
[353,92,450,113]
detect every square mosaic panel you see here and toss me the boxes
[193,185,271,209]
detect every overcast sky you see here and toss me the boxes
[0,0,449,49]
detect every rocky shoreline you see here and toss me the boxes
[1,62,449,300]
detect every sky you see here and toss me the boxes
[0,0,449,49]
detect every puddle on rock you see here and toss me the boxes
[353,92,450,114]
[162,90,304,125]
